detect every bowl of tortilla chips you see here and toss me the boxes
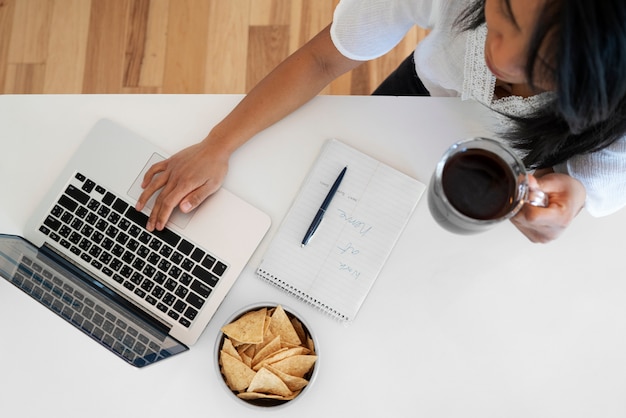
[215,303,318,407]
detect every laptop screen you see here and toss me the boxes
[0,234,188,367]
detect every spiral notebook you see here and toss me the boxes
[256,139,425,322]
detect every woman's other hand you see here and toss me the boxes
[511,172,586,243]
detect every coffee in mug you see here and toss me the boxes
[428,137,547,234]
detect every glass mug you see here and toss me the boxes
[428,137,548,234]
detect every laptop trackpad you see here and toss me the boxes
[127,153,193,230]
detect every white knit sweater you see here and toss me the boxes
[330,0,626,216]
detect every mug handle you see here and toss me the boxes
[526,187,549,208]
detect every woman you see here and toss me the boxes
[136,0,626,243]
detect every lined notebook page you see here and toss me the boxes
[257,139,425,322]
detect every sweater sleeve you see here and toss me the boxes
[554,137,626,217]
[330,0,440,61]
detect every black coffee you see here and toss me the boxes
[441,148,516,220]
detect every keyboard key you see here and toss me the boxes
[112,198,129,214]
[184,306,198,320]
[192,265,219,287]
[105,225,119,239]
[61,212,74,224]
[152,228,180,248]
[58,195,78,212]
[44,216,62,231]
[190,248,205,262]
[170,252,183,265]
[97,206,110,218]
[177,239,193,255]
[107,212,121,224]
[164,279,177,291]
[158,259,171,273]
[159,245,172,258]
[174,285,188,298]
[173,299,186,313]
[190,279,212,298]
[162,293,176,306]
[66,185,90,205]
[87,199,99,211]
[138,231,151,244]
[82,179,96,193]
[103,191,116,206]
[181,259,194,272]
[179,273,193,286]
[148,238,162,251]
[125,206,149,227]
[128,225,142,237]
[118,219,131,231]
[213,261,228,277]
[186,292,205,310]
[201,254,215,269]
[151,286,165,299]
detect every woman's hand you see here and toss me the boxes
[511,172,586,243]
[135,135,230,231]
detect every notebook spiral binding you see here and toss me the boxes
[256,268,349,322]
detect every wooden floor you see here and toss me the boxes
[0,0,426,95]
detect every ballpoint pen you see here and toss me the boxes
[301,166,347,247]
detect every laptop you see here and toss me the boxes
[0,119,271,367]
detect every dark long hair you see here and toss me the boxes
[457,0,626,169]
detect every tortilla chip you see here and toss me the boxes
[291,318,307,345]
[251,335,282,367]
[269,305,302,346]
[265,364,310,392]
[270,355,317,378]
[253,347,310,371]
[220,352,256,392]
[221,338,241,362]
[247,367,292,397]
[221,308,267,344]
[305,336,315,352]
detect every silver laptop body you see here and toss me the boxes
[0,119,271,366]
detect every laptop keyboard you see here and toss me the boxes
[37,172,229,329]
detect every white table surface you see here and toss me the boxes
[1,95,626,418]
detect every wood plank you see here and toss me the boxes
[249,0,290,26]
[202,0,250,93]
[43,0,91,93]
[0,0,16,93]
[124,0,150,88]
[162,0,210,93]
[7,0,53,64]
[4,63,46,94]
[82,0,129,93]
[290,0,333,51]
[138,0,169,88]
[246,25,289,92]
